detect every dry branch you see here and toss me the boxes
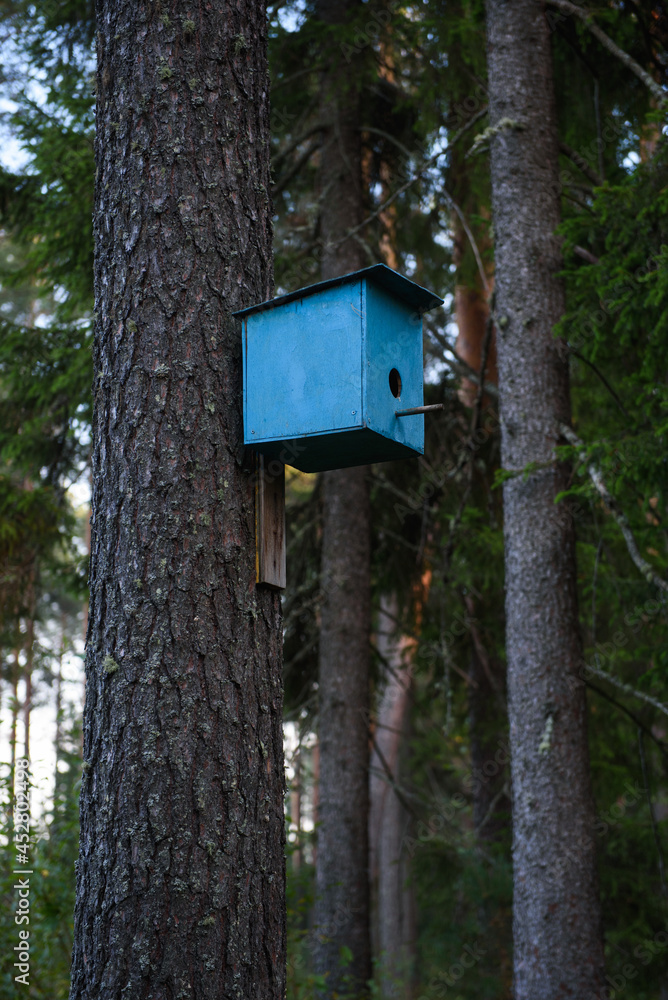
[560,423,668,594]
[545,0,666,105]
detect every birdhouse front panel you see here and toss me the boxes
[243,282,364,449]
[236,265,443,473]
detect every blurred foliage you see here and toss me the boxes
[0,713,81,1000]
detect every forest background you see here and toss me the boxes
[0,1,667,998]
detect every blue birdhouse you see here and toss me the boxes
[234,264,443,474]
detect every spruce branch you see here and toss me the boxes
[559,423,668,594]
[586,679,668,763]
[475,781,510,837]
[559,141,604,187]
[360,125,414,161]
[568,349,631,418]
[329,106,488,250]
[272,120,329,168]
[272,138,322,197]
[545,0,667,105]
[586,666,668,719]
[573,245,600,265]
[442,307,496,574]
[434,339,499,399]
[370,737,423,820]
[442,190,491,298]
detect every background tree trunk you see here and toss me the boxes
[485,3,605,997]
[8,645,19,831]
[23,611,33,761]
[69,3,284,998]
[369,595,417,1000]
[452,211,497,409]
[315,469,371,997]
[313,5,372,996]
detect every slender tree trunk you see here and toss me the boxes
[23,614,33,762]
[452,212,497,408]
[315,469,371,997]
[448,25,497,408]
[370,595,417,1000]
[69,4,284,998]
[55,614,65,760]
[312,738,320,867]
[291,746,302,871]
[313,8,371,995]
[8,645,19,831]
[53,614,67,807]
[10,647,19,768]
[485,4,604,998]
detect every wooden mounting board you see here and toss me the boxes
[255,454,286,589]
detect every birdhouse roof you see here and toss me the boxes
[233,263,443,318]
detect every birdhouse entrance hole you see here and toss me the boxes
[389,368,402,399]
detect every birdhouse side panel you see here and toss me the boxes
[363,281,424,456]
[243,283,365,447]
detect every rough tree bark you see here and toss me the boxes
[313,2,372,996]
[485,3,605,997]
[69,4,284,999]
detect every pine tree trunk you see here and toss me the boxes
[315,470,371,996]
[69,4,284,998]
[313,7,371,994]
[290,746,302,871]
[485,3,605,997]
